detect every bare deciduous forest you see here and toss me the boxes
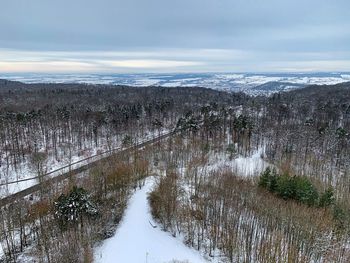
[0,80,349,262]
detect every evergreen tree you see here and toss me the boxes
[54,186,98,225]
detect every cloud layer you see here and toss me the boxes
[1,0,349,72]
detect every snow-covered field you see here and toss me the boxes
[1,72,349,95]
[94,177,208,263]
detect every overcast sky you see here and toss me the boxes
[0,0,349,73]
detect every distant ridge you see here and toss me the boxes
[1,72,349,95]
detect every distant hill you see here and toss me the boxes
[272,81,350,110]
[1,72,349,95]
[252,81,305,93]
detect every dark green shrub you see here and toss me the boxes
[259,169,320,206]
[258,167,278,192]
[275,174,295,200]
[319,187,335,207]
[292,176,319,206]
[258,167,271,188]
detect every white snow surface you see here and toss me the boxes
[94,177,208,263]
[230,147,268,177]
[203,147,269,178]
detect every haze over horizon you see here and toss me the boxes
[1,0,349,73]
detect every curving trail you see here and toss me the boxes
[94,177,208,263]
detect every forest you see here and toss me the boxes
[0,79,349,262]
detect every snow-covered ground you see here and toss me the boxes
[0,142,272,262]
[94,177,208,263]
[94,147,270,263]
[202,147,269,178]
[0,147,101,197]
[1,72,349,95]
[226,147,269,177]
[0,129,170,198]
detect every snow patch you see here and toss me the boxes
[203,147,269,178]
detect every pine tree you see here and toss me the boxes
[54,186,98,226]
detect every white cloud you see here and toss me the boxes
[0,48,349,73]
[0,61,97,73]
[100,60,202,68]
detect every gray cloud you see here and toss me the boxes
[0,0,349,72]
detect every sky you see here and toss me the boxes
[0,0,349,73]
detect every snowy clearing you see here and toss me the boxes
[94,177,208,263]
[204,146,269,178]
